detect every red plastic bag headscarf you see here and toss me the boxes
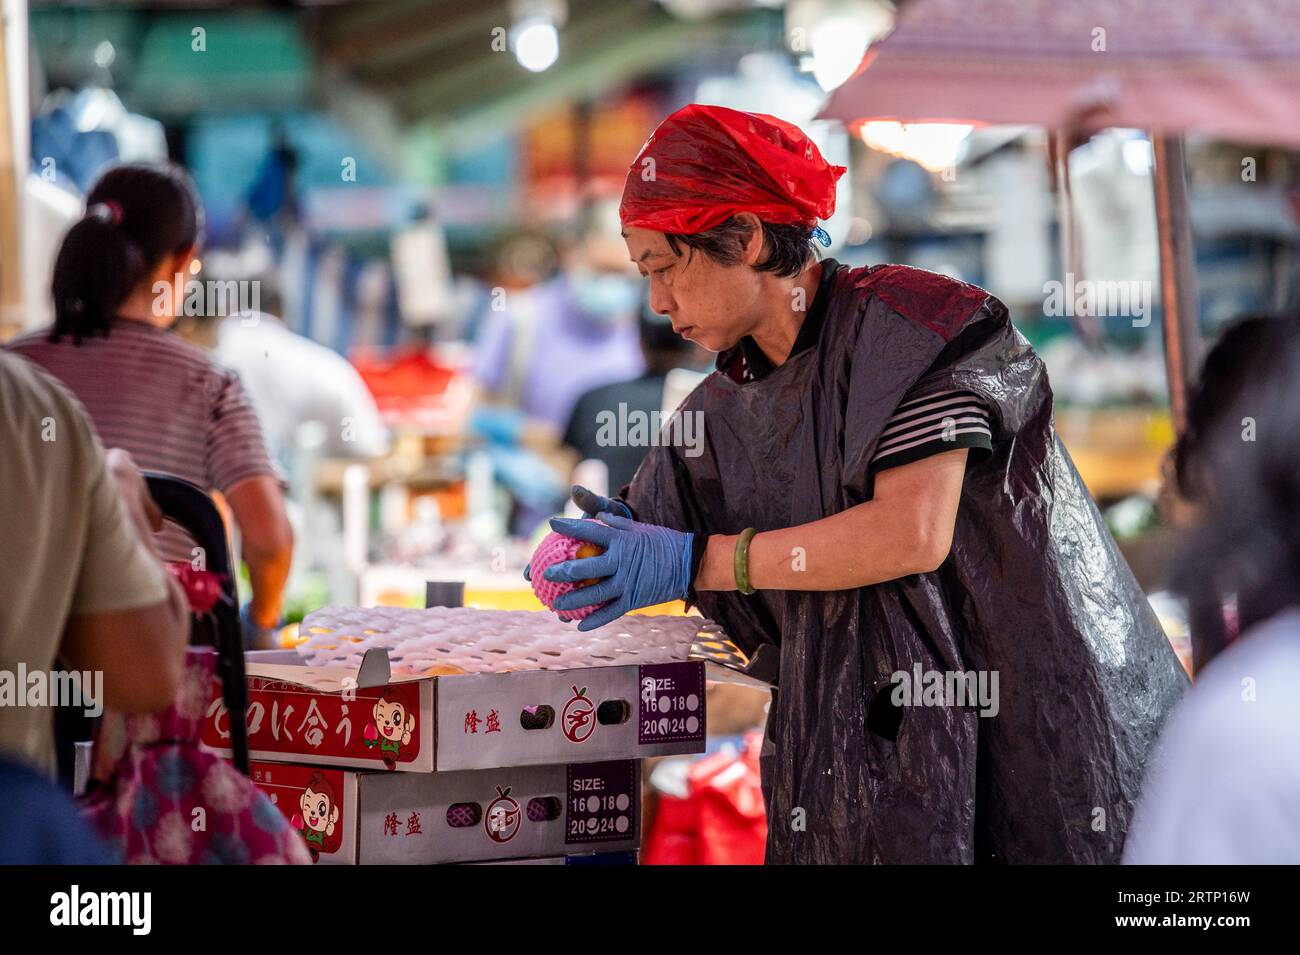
[620,104,846,235]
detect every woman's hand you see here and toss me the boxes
[525,485,635,583]
[543,514,693,631]
[570,484,632,520]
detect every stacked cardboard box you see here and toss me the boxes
[203,605,761,865]
[246,757,642,865]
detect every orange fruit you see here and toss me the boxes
[575,542,604,587]
[424,663,467,676]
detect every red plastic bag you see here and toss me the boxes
[620,104,845,235]
[644,731,767,865]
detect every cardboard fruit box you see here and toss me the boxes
[251,758,641,865]
[252,761,360,864]
[202,613,768,773]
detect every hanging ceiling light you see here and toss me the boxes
[786,0,894,93]
[858,121,974,172]
[509,0,568,73]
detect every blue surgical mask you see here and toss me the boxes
[572,274,640,323]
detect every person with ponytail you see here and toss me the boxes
[6,162,293,648]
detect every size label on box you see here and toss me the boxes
[637,662,705,745]
[565,761,638,845]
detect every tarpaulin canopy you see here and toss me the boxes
[820,0,1300,149]
[818,0,1300,435]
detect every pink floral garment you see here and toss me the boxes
[82,649,311,865]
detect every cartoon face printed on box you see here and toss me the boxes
[293,772,341,863]
[363,684,416,770]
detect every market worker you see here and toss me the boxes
[6,163,293,649]
[539,105,1187,864]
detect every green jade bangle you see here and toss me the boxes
[733,527,758,595]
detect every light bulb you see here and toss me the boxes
[513,19,559,72]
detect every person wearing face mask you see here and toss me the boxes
[531,105,1186,865]
[472,219,646,437]
[568,268,643,326]
[470,216,646,528]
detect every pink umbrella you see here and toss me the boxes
[819,0,1300,430]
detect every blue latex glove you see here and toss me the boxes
[542,514,693,631]
[524,486,632,583]
[469,405,526,445]
[569,484,633,520]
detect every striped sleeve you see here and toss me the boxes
[870,388,992,473]
[204,368,279,494]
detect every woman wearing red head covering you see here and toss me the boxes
[536,104,1185,865]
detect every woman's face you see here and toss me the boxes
[622,225,764,353]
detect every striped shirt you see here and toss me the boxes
[869,388,991,472]
[6,320,277,561]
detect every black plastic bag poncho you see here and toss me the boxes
[625,262,1188,864]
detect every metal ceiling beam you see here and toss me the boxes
[357,7,518,90]
[310,0,439,43]
[316,0,509,71]
[413,15,741,146]
[395,3,680,120]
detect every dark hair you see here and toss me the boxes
[665,216,817,278]
[51,162,203,343]
[1172,314,1300,668]
[1172,314,1298,502]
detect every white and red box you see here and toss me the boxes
[251,758,641,865]
[251,762,360,864]
[204,649,725,773]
